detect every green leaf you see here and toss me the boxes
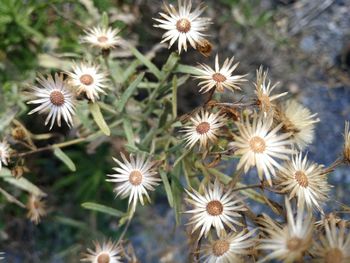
[130,47,162,79]
[161,52,180,78]
[117,72,144,112]
[175,64,201,75]
[172,76,178,118]
[160,170,174,207]
[0,168,46,197]
[81,202,125,217]
[53,147,76,172]
[101,12,109,28]
[89,103,111,136]
[123,118,135,147]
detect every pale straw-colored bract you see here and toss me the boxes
[276,152,330,212]
[202,230,256,263]
[81,240,122,263]
[195,54,247,93]
[343,121,350,162]
[278,99,319,150]
[106,154,160,212]
[257,199,313,262]
[312,215,350,263]
[0,140,10,171]
[27,73,75,130]
[254,66,287,114]
[66,62,108,102]
[26,194,46,225]
[231,112,294,185]
[185,180,246,239]
[81,26,120,50]
[153,0,211,53]
[182,110,226,150]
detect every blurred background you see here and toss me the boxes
[1,0,350,262]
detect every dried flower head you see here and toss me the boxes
[312,215,350,263]
[81,26,120,50]
[27,73,76,130]
[0,140,10,171]
[276,152,330,212]
[66,62,108,102]
[195,55,247,94]
[26,194,46,224]
[202,230,256,263]
[185,180,246,239]
[258,199,313,262]
[196,38,213,57]
[106,154,161,212]
[254,67,287,114]
[343,121,350,163]
[182,110,226,150]
[153,0,211,53]
[81,240,122,263]
[231,112,294,185]
[277,99,319,150]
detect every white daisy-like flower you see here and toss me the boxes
[106,153,161,212]
[257,198,313,263]
[312,215,350,263]
[276,152,330,212]
[202,230,256,263]
[26,194,46,224]
[277,99,319,150]
[0,140,10,171]
[343,121,350,163]
[254,66,287,114]
[185,179,246,239]
[182,110,226,150]
[27,73,76,130]
[66,62,108,102]
[153,0,211,53]
[231,112,294,185]
[81,240,122,263]
[81,26,120,50]
[195,54,247,94]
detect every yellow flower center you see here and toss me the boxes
[176,18,191,33]
[249,136,266,153]
[80,74,94,85]
[97,252,110,263]
[287,237,303,251]
[129,170,143,186]
[97,36,108,43]
[50,90,65,106]
[196,122,210,135]
[325,248,343,263]
[206,200,223,216]
[294,171,309,187]
[212,73,227,83]
[212,240,230,257]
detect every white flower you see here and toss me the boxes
[0,140,10,171]
[81,26,120,50]
[0,252,4,261]
[257,199,313,263]
[202,230,256,263]
[276,152,330,212]
[66,62,108,102]
[81,240,122,263]
[182,110,226,150]
[106,154,161,212]
[312,215,350,263]
[254,67,287,114]
[195,54,247,93]
[153,0,211,53]
[185,180,246,239]
[231,112,294,185]
[277,100,319,150]
[27,73,76,130]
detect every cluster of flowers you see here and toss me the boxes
[1,0,350,262]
